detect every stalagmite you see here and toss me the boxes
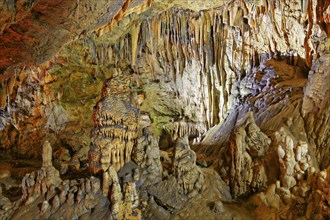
[42,140,53,167]
[222,112,271,198]
[172,135,204,198]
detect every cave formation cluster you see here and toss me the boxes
[0,0,329,219]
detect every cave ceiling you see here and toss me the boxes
[0,0,230,71]
[0,0,329,219]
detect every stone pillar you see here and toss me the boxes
[42,140,53,167]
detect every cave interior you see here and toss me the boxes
[0,0,330,219]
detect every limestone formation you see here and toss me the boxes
[89,73,140,174]
[225,112,271,198]
[42,141,53,167]
[53,147,72,174]
[133,113,163,186]
[302,37,330,168]
[275,128,313,189]
[0,140,139,219]
[7,161,142,220]
[0,0,329,220]
[210,200,224,214]
[173,135,204,198]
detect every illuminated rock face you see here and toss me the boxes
[89,74,139,174]
[0,0,330,219]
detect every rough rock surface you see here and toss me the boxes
[0,141,142,220]
[0,0,129,68]
[173,135,204,198]
[225,112,271,198]
[133,114,163,186]
[89,72,139,174]
[0,0,329,219]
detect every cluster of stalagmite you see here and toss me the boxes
[0,141,143,220]
[262,126,330,218]
[173,135,204,198]
[249,156,330,219]
[11,140,62,212]
[0,141,107,219]
[89,73,140,174]
[14,175,107,220]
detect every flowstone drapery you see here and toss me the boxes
[89,74,140,174]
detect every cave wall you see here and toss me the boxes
[0,0,329,219]
[1,0,327,163]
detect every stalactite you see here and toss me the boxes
[0,82,7,109]
[107,45,113,64]
[80,3,311,131]
[131,22,141,69]
[6,75,15,98]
